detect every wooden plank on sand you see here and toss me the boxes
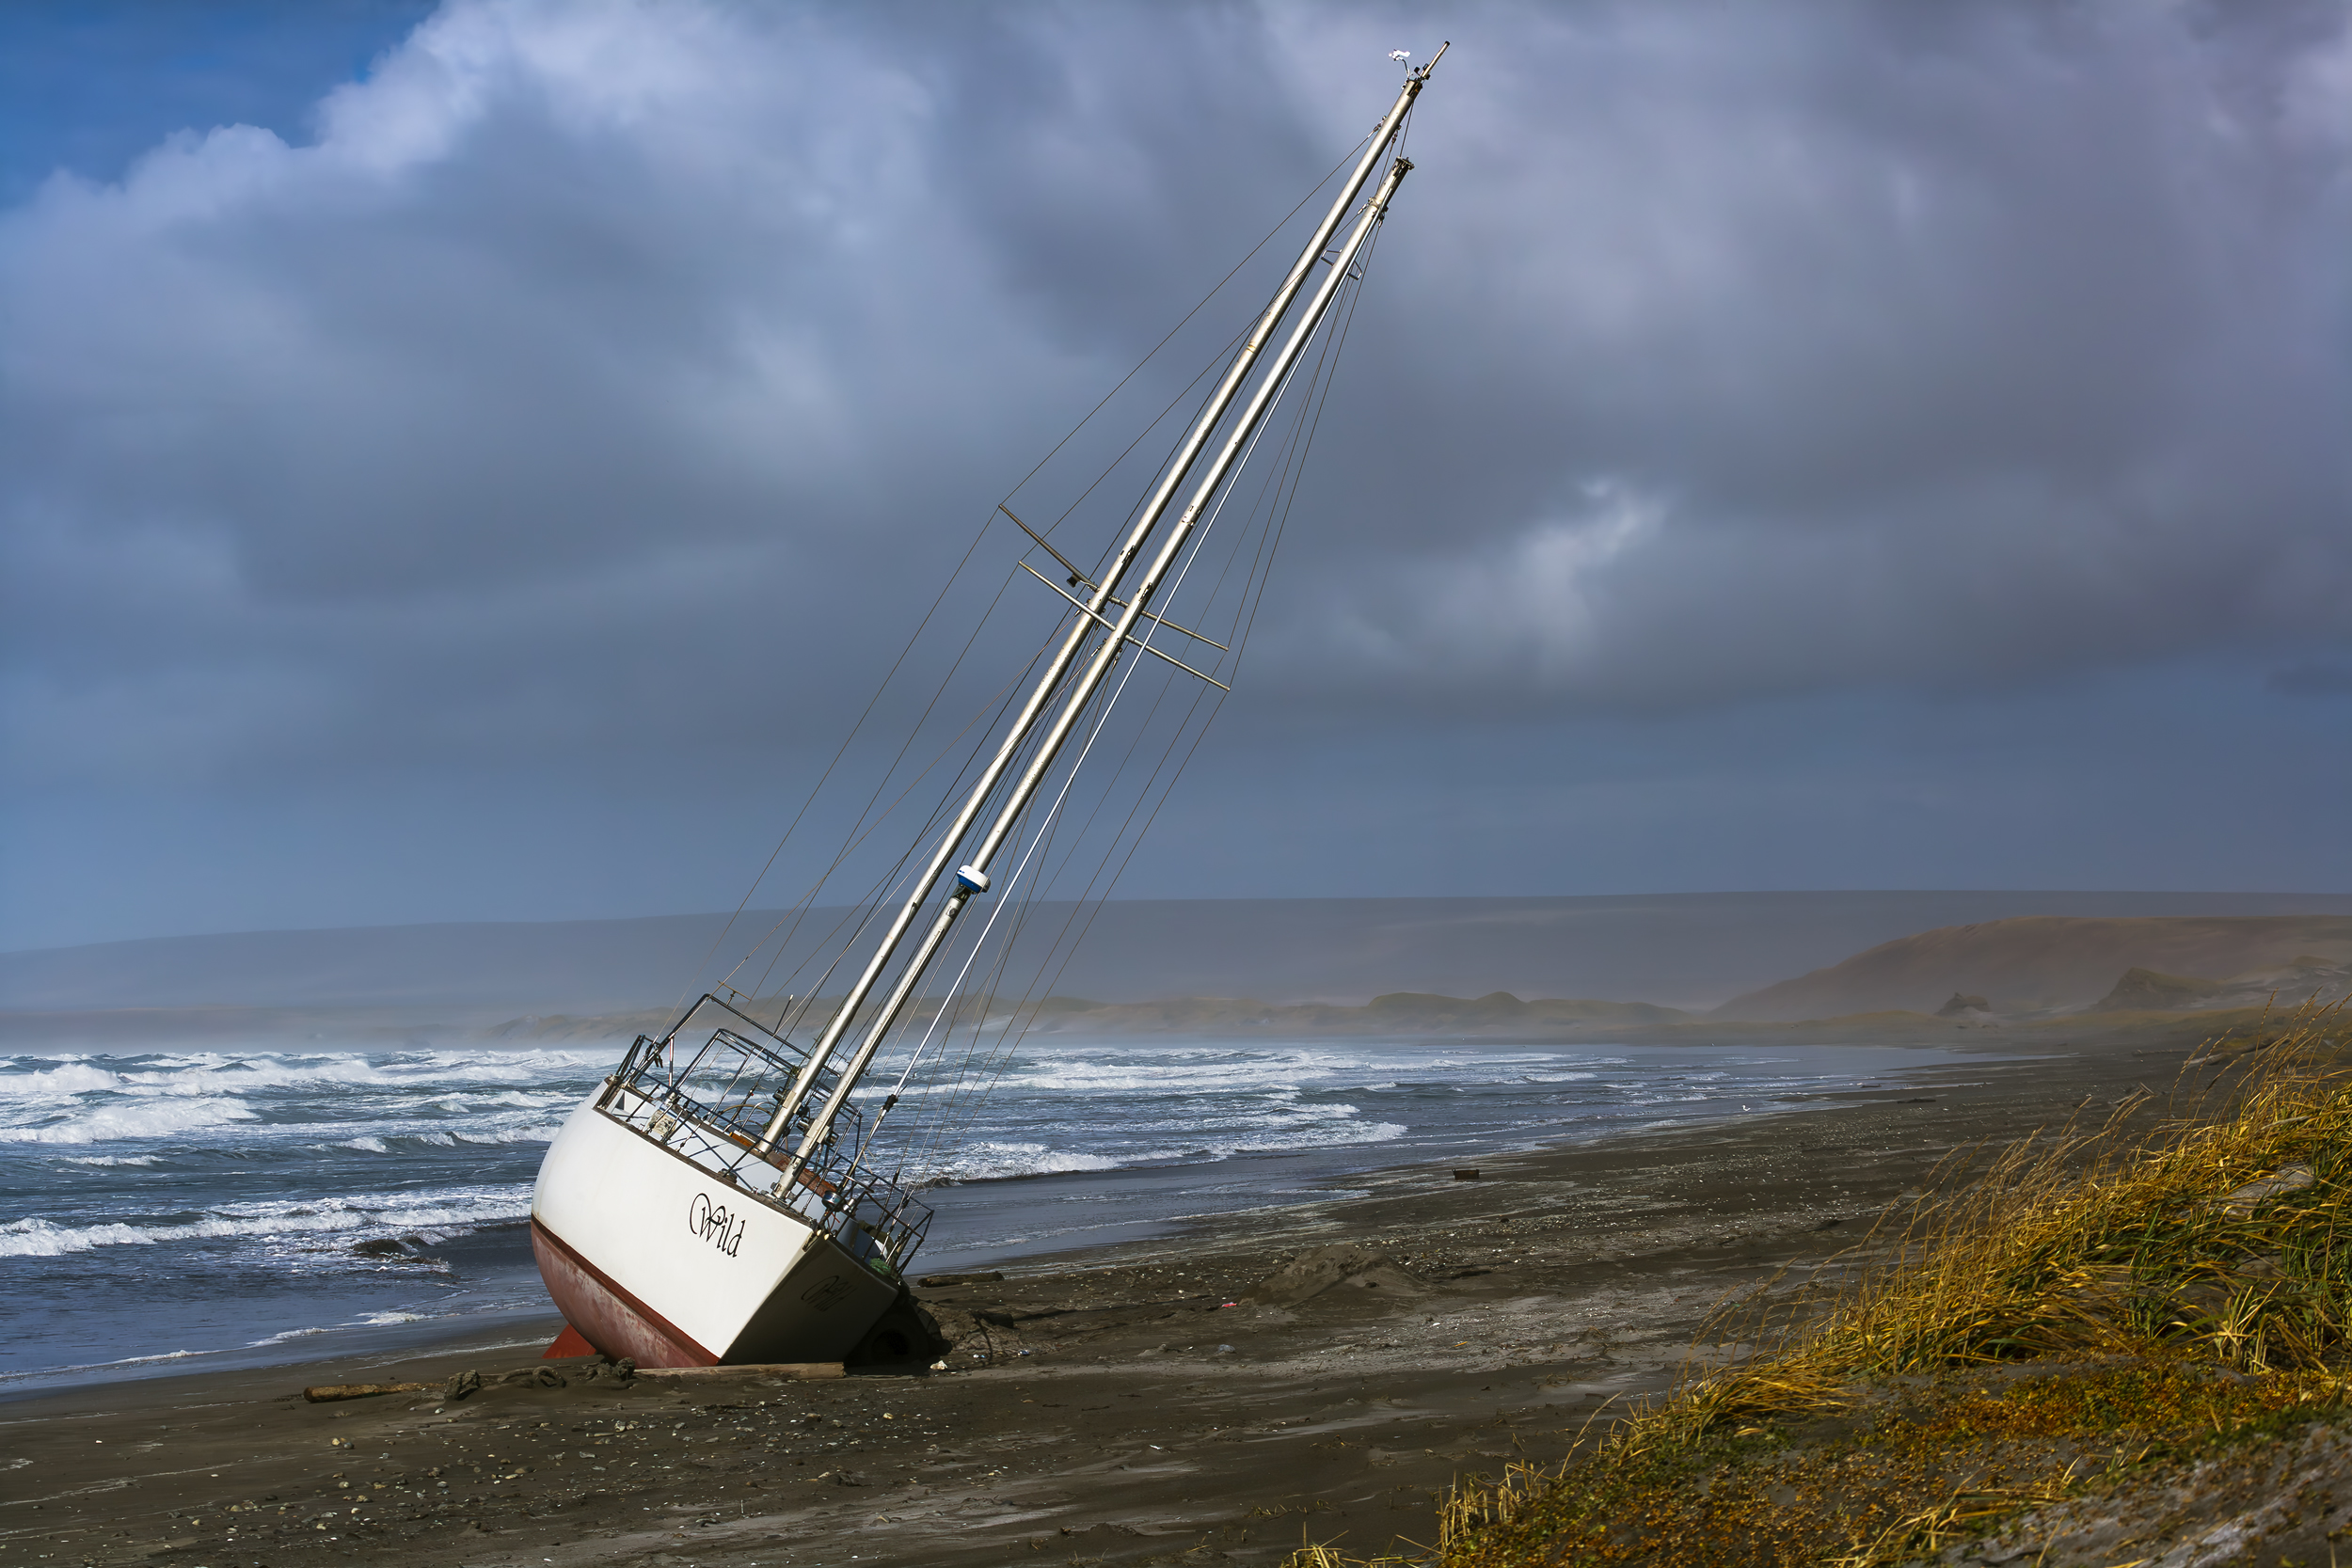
[635,1363,845,1380]
[302,1382,433,1402]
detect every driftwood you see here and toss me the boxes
[634,1362,844,1380]
[301,1381,432,1403]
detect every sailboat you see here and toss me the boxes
[529,47,1447,1370]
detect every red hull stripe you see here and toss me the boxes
[530,1215,720,1368]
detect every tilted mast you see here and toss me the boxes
[757,49,1445,1176]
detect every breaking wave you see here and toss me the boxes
[0,1097,257,1144]
[0,1187,529,1258]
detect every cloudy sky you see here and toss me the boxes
[3,0,2348,955]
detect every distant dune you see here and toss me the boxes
[1008,990,1693,1037]
[1711,915,2352,1022]
[475,987,2307,1052]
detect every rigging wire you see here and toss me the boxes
[894,203,1390,1166]
[886,209,1388,1168]
[668,138,1368,1025]
[687,144,1374,1043]
[998,137,1366,539]
[859,636,1136,1160]
[740,622,1058,1018]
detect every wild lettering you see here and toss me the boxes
[684,1191,745,1259]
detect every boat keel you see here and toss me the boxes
[540,1323,596,1361]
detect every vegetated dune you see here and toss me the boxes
[2088,957,2352,1014]
[2090,965,2233,1010]
[1710,915,2352,1022]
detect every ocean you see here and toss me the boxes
[0,1035,1965,1393]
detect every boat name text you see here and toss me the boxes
[686,1192,746,1258]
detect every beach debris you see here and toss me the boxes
[1242,1243,1425,1307]
[443,1370,484,1402]
[1453,1168,1481,1180]
[611,1356,636,1384]
[918,1271,1005,1287]
[500,1365,568,1389]
[301,1381,432,1403]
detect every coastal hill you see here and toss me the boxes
[6,898,2350,1048]
[1711,913,2352,1021]
[8,892,2352,1019]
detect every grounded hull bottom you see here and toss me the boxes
[531,1217,715,1367]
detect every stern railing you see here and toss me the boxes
[593,994,932,1277]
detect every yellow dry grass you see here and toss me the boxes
[1675,1000,2352,1412]
[1287,1000,2352,1568]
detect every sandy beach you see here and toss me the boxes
[0,1035,2185,1568]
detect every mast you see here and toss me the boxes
[756,49,1444,1172]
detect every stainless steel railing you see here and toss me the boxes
[593,994,932,1277]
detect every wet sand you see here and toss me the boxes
[0,1037,2185,1567]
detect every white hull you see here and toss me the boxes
[531,1086,900,1367]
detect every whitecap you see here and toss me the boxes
[451,1123,561,1145]
[917,1143,1122,1182]
[910,1114,1407,1183]
[0,1097,257,1144]
[246,1326,330,1346]
[0,1184,532,1258]
[0,1062,125,1098]
[0,1218,161,1257]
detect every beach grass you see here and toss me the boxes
[1291,1000,2352,1567]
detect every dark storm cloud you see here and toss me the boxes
[4,0,2350,792]
[1256,1,2352,712]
